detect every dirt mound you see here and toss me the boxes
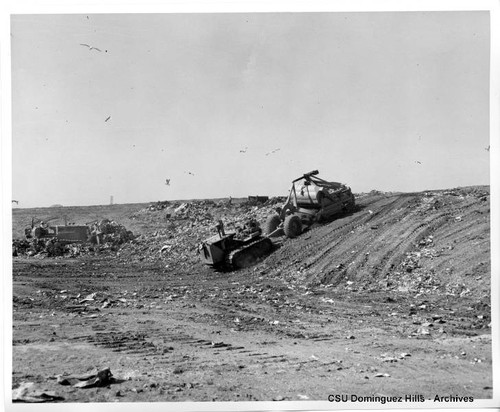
[264,187,490,297]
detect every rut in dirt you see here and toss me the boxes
[262,188,490,294]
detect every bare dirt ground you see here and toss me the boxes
[10,186,493,403]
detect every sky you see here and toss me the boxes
[8,10,492,207]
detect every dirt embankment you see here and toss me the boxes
[266,187,490,297]
[11,187,493,403]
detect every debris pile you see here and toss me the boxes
[89,219,135,247]
[119,199,282,266]
[146,200,171,211]
[247,196,269,205]
[12,237,72,258]
[12,220,135,258]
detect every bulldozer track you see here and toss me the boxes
[375,214,452,277]
[264,193,490,288]
[268,195,424,278]
[70,328,336,372]
[226,237,273,269]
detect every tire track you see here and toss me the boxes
[281,195,431,284]
[265,195,404,276]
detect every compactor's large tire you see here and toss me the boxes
[284,215,302,238]
[264,214,281,235]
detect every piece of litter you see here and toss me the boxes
[58,367,114,389]
[13,382,65,403]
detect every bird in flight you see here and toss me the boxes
[105,116,111,122]
[415,160,422,164]
[485,145,490,152]
[80,43,102,52]
[239,147,248,153]
[12,200,19,205]
[165,179,170,186]
[265,148,280,156]
[185,171,195,176]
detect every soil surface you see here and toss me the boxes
[11,187,493,404]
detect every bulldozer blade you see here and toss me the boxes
[267,227,284,238]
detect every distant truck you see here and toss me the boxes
[264,170,355,238]
[25,218,89,244]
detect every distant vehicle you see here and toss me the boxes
[264,170,355,238]
[25,217,89,244]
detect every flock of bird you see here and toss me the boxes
[239,147,281,156]
[77,20,492,192]
[161,147,282,187]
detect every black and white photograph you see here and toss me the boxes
[2,0,499,410]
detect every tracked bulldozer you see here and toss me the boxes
[25,217,89,244]
[198,219,273,270]
[265,170,355,239]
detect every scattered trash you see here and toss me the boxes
[57,367,114,388]
[172,366,183,375]
[160,245,172,254]
[374,373,391,378]
[147,200,171,211]
[80,293,96,303]
[13,382,65,403]
[211,341,229,348]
